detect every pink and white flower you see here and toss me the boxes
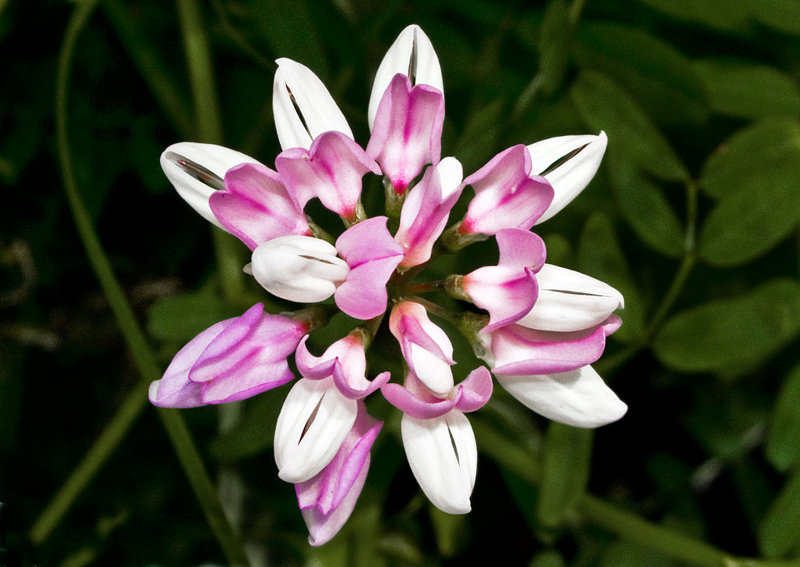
[150,23,626,545]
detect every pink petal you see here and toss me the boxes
[276,132,380,220]
[462,229,547,332]
[381,374,459,419]
[366,74,444,194]
[295,334,390,399]
[454,366,494,413]
[486,315,621,376]
[148,304,308,407]
[194,304,310,403]
[334,217,404,319]
[460,145,554,235]
[395,158,464,269]
[148,319,230,408]
[210,163,311,250]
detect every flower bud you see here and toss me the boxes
[160,142,261,228]
[368,24,444,130]
[518,264,624,332]
[251,236,349,303]
[273,58,354,150]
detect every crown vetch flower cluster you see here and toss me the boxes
[148,25,626,545]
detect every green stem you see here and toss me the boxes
[29,380,150,546]
[101,0,193,137]
[37,3,250,564]
[176,0,222,144]
[579,495,800,567]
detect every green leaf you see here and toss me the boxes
[579,212,645,342]
[599,540,677,567]
[605,155,685,258]
[575,22,708,125]
[759,468,800,558]
[752,0,800,34]
[529,549,567,567]
[536,422,593,531]
[698,158,800,267]
[631,0,750,33]
[766,364,800,472]
[700,118,800,200]
[208,393,283,462]
[538,0,572,96]
[147,287,240,343]
[653,279,800,374]
[251,0,328,76]
[694,59,800,119]
[570,70,689,182]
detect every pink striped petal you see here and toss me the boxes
[209,163,311,250]
[366,74,444,194]
[276,131,380,221]
[460,145,554,235]
[149,304,309,407]
[484,315,621,376]
[395,157,464,269]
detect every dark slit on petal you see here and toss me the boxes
[165,152,225,191]
[300,394,325,443]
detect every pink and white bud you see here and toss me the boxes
[389,301,455,397]
[251,236,349,303]
[274,377,359,483]
[459,229,546,332]
[459,145,554,235]
[148,303,308,407]
[210,163,311,251]
[276,131,381,222]
[160,142,261,228]
[519,264,624,332]
[368,24,444,130]
[296,402,383,546]
[477,316,621,376]
[395,157,464,269]
[529,132,608,225]
[273,58,354,150]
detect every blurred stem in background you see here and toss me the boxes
[31,0,250,564]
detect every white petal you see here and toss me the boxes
[519,264,624,332]
[496,365,627,428]
[251,236,349,303]
[401,412,476,514]
[437,156,463,199]
[368,25,444,130]
[273,58,354,150]
[274,378,358,483]
[409,343,454,396]
[160,142,261,228]
[529,132,607,224]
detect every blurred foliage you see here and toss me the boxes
[2,0,800,565]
